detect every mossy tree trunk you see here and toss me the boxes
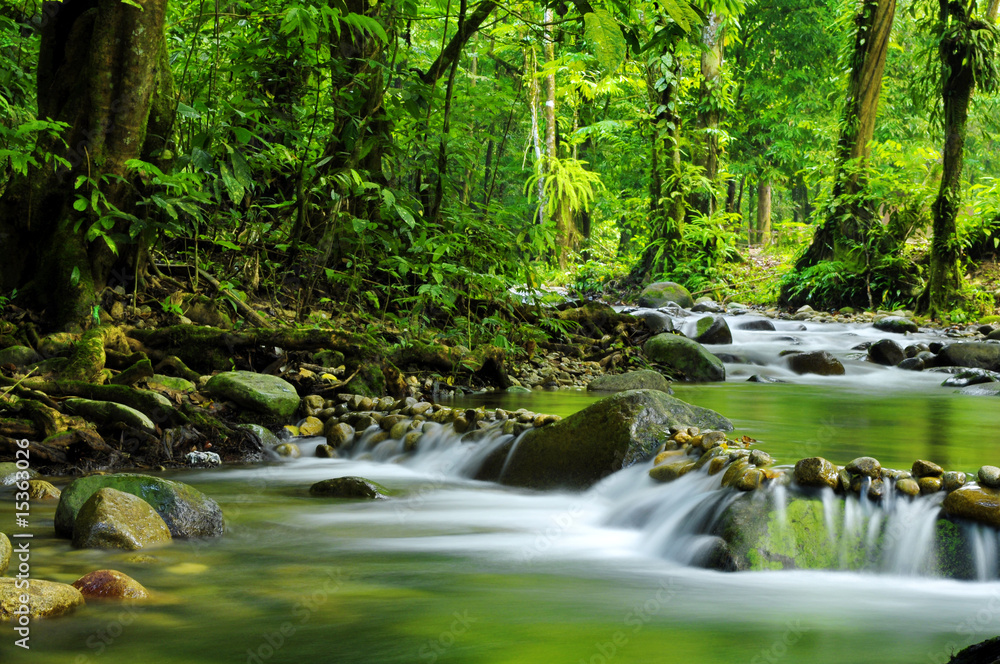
[756,177,772,246]
[792,0,895,272]
[920,1,997,317]
[0,0,174,330]
[690,11,725,217]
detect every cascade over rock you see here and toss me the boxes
[477,389,732,490]
[643,334,726,382]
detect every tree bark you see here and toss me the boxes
[756,177,772,246]
[0,0,175,330]
[691,11,725,217]
[792,0,895,272]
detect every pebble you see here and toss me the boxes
[846,456,881,478]
[918,476,942,495]
[978,465,1000,489]
[896,478,920,497]
[942,471,967,492]
[911,459,944,478]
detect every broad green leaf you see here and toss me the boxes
[176,102,201,119]
[219,163,245,205]
[584,10,626,73]
[73,198,88,212]
[70,266,80,287]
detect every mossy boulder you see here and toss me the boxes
[937,343,1000,372]
[55,473,224,539]
[205,370,300,422]
[27,480,61,500]
[63,398,157,434]
[587,370,672,394]
[873,316,919,334]
[691,316,733,345]
[0,345,42,367]
[637,281,694,309]
[0,532,10,575]
[72,488,173,550]
[0,578,84,620]
[147,374,196,392]
[643,334,725,382]
[309,477,388,499]
[72,569,150,599]
[478,389,732,490]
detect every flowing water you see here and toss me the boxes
[5,314,1000,663]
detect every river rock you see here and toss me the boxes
[72,488,173,550]
[72,569,150,599]
[205,370,300,422]
[643,334,725,382]
[943,471,967,492]
[737,319,776,331]
[63,398,157,434]
[324,420,355,448]
[637,281,694,309]
[936,343,1000,372]
[239,424,282,449]
[147,374,196,392]
[632,309,675,334]
[309,477,388,500]
[786,350,845,376]
[27,479,61,500]
[793,457,839,490]
[0,462,37,485]
[478,389,732,490]
[692,316,733,345]
[297,416,324,436]
[978,465,1000,489]
[874,316,918,334]
[919,477,943,494]
[846,456,881,478]
[912,459,944,478]
[898,357,925,371]
[0,533,9,575]
[868,339,905,366]
[0,345,42,367]
[943,485,1000,527]
[55,473,224,539]
[896,478,921,497]
[0,578,84,620]
[273,442,300,458]
[942,369,1000,388]
[587,370,673,394]
[946,637,1000,664]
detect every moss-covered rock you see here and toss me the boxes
[72,488,173,550]
[943,484,1000,527]
[937,342,1000,372]
[643,334,725,382]
[147,374,196,392]
[873,316,918,334]
[0,532,10,575]
[587,370,672,394]
[27,480,61,500]
[691,316,733,345]
[63,397,157,434]
[72,569,150,599]
[478,389,732,490]
[205,370,300,422]
[0,578,84,620]
[309,477,388,500]
[0,345,41,367]
[55,473,224,539]
[637,281,694,309]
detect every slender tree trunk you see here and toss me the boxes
[691,11,724,217]
[756,178,772,246]
[430,0,467,222]
[0,0,174,329]
[922,1,981,316]
[792,0,895,273]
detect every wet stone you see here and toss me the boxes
[748,450,772,467]
[736,468,764,491]
[315,445,338,458]
[918,477,943,495]
[978,465,1000,489]
[942,471,967,492]
[912,459,944,478]
[793,457,839,490]
[896,478,920,497]
[846,456,881,478]
[707,457,729,475]
[867,478,885,501]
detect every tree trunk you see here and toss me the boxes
[0,0,174,330]
[756,178,772,246]
[690,11,724,217]
[922,1,981,317]
[792,0,895,272]
[430,0,468,223]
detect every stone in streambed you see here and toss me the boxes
[912,459,944,478]
[297,416,324,436]
[896,478,920,497]
[936,343,1000,372]
[0,578,84,620]
[310,477,388,500]
[943,484,1000,527]
[205,370,300,422]
[874,316,918,334]
[643,334,725,382]
[786,350,845,376]
[868,339,905,366]
[846,456,881,478]
[978,465,1000,489]
[632,309,675,334]
[0,463,37,486]
[793,457,839,491]
[0,532,9,575]
[942,471,967,492]
[72,569,150,599]
[737,319,776,331]
[637,281,694,309]
[72,488,173,550]
[587,370,673,394]
[324,421,355,448]
[273,443,300,458]
[942,369,1000,388]
[478,389,732,490]
[55,473,224,539]
[27,479,61,500]
[691,316,733,345]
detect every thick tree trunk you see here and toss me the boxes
[0,0,174,330]
[691,11,724,217]
[793,0,895,272]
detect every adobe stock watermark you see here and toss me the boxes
[71,600,142,663]
[244,568,347,664]
[749,620,807,664]
[10,439,33,650]
[417,610,477,663]
[577,577,677,664]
